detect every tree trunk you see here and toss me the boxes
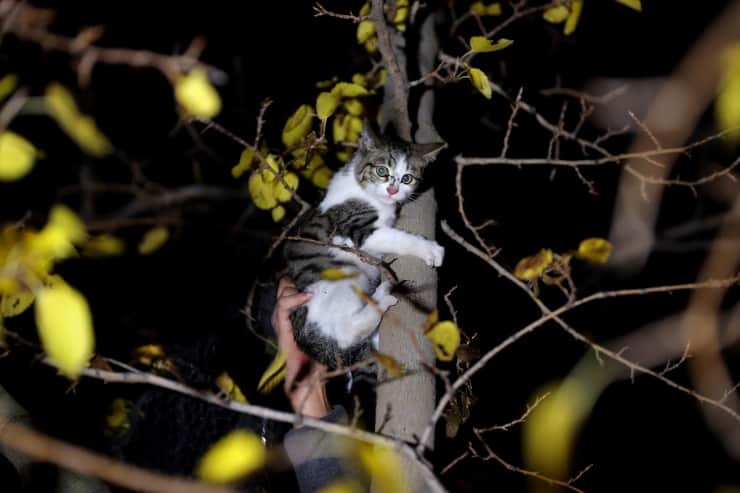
[372,3,442,490]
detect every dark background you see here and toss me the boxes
[0,1,739,492]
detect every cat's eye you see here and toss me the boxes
[375,166,389,177]
[401,174,415,185]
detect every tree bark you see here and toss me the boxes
[372,4,442,491]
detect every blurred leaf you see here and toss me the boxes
[30,204,87,260]
[470,1,502,16]
[132,343,166,366]
[1,289,35,317]
[564,0,583,35]
[196,430,266,484]
[282,104,314,147]
[45,83,112,157]
[425,321,460,362]
[319,480,365,493]
[137,227,169,255]
[543,5,569,23]
[357,443,409,493]
[82,234,125,257]
[174,67,222,118]
[35,282,94,379]
[257,351,286,394]
[514,248,553,281]
[467,67,492,99]
[0,74,18,102]
[576,238,612,264]
[0,131,36,182]
[469,36,513,53]
[716,44,740,140]
[105,398,132,436]
[615,0,641,11]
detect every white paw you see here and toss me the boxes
[378,294,398,311]
[419,241,445,267]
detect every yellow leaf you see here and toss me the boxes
[216,372,248,403]
[196,430,266,484]
[45,83,80,132]
[467,67,492,99]
[576,237,612,263]
[615,0,641,11]
[137,226,169,255]
[470,1,502,16]
[1,289,35,317]
[333,114,349,143]
[132,344,166,366]
[357,443,409,493]
[373,351,404,377]
[282,104,314,147]
[82,234,125,257]
[274,172,299,203]
[45,83,112,157]
[30,204,87,260]
[0,74,18,102]
[232,148,256,178]
[320,268,357,281]
[248,172,278,210]
[311,166,333,188]
[0,131,36,181]
[72,115,113,157]
[105,398,131,435]
[564,0,583,35]
[318,480,365,493]
[543,5,569,23]
[350,285,375,305]
[316,92,341,120]
[174,67,222,118]
[393,0,409,30]
[422,309,439,333]
[35,283,94,379]
[271,205,286,223]
[343,99,364,117]
[257,351,286,394]
[716,44,740,140]
[357,20,376,44]
[425,320,460,362]
[514,248,553,281]
[469,36,513,53]
[331,82,369,99]
[351,73,366,86]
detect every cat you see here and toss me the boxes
[283,124,445,369]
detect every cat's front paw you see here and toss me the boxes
[378,294,398,311]
[419,241,445,267]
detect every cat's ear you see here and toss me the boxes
[360,120,382,151]
[413,142,447,165]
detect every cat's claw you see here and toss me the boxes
[420,241,445,267]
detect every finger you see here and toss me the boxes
[277,292,313,311]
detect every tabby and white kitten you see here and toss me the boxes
[284,125,444,369]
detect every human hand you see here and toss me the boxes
[272,276,330,419]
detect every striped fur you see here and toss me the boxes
[283,125,444,369]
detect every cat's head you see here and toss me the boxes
[352,124,445,205]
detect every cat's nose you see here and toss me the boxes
[387,184,399,195]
